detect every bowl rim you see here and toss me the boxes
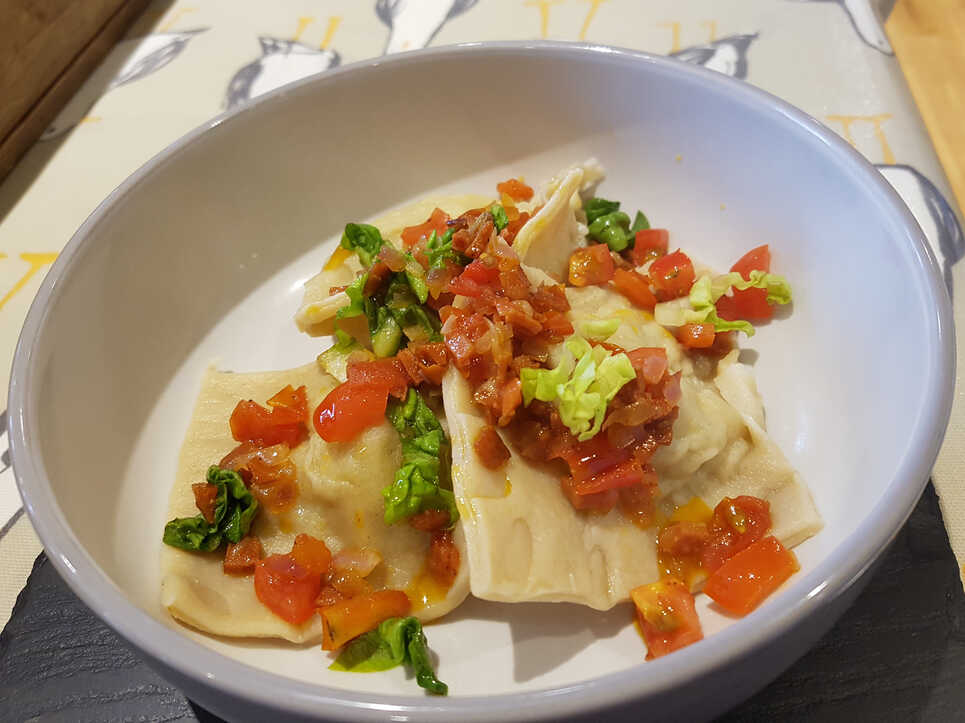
[8,40,956,721]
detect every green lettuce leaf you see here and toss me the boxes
[340,223,385,268]
[382,390,458,526]
[520,336,636,441]
[336,273,371,320]
[489,204,509,232]
[653,271,793,336]
[584,197,621,225]
[630,210,650,233]
[579,317,621,340]
[162,467,258,552]
[587,211,632,252]
[317,329,373,382]
[330,616,448,695]
[425,229,463,270]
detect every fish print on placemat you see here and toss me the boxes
[669,33,758,79]
[376,0,478,55]
[41,29,208,140]
[790,0,895,54]
[878,164,965,294]
[224,36,341,110]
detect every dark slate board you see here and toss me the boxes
[2,483,964,722]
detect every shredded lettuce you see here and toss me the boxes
[382,390,458,526]
[330,616,448,695]
[584,197,621,225]
[579,317,621,340]
[336,274,371,320]
[163,467,258,551]
[317,329,372,382]
[653,271,793,337]
[425,229,463,270]
[340,223,385,268]
[489,203,509,232]
[520,336,636,441]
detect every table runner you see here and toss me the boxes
[1,0,961,634]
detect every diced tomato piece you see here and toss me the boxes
[559,435,631,481]
[657,521,711,586]
[568,244,615,287]
[408,508,451,532]
[254,554,323,624]
[461,259,500,284]
[539,311,574,340]
[501,211,531,244]
[346,359,409,399]
[474,424,511,469]
[630,229,669,266]
[704,535,799,616]
[718,244,774,321]
[649,250,695,300]
[192,482,218,523]
[229,397,307,448]
[223,536,263,576]
[677,323,716,348]
[631,577,703,659]
[400,208,450,249]
[731,244,771,278]
[496,178,535,202]
[313,382,389,443]
[626,347,668,384]
[573,460,654,496]
[290,534,333,576]
[320,590,412,650]
[611,268,657,311]
[560,477,619,512]
[427,529,460,588]
[266,385,308,420]
[702,496,772,573]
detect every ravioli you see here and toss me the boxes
[161,363,469,642]
[443,280,821,611]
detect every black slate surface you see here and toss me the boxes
[2,482,964,722]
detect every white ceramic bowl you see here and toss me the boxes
[10,42,954,722]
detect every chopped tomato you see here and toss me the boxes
[649,250,695,300]
[630,229,669,266]
[313,382,389,443]
[427,529,460,588]
[626,347,668,384]
[677,323,716,349]
[731,244,771,278]
[704,535,799,616]
[254,554,322,624]
[611,268,657,311]
[572,460,654,496]
[192,482,218,524]
[496,178,535,202]
[320,590,412,650]
[718,244,773,321]
[400,208,450,249]
[560,478,619,512]
[229,387,308,448]
[290,534,333,576]
[559,435,631,481]
[346,359,409,399]
[631,577,703,659]
[223,536,263,576]
[408,508,451,532]
[569,244,615,287]
[702,496,771,573]
[448,260,500,297]
[266,385,308,420]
